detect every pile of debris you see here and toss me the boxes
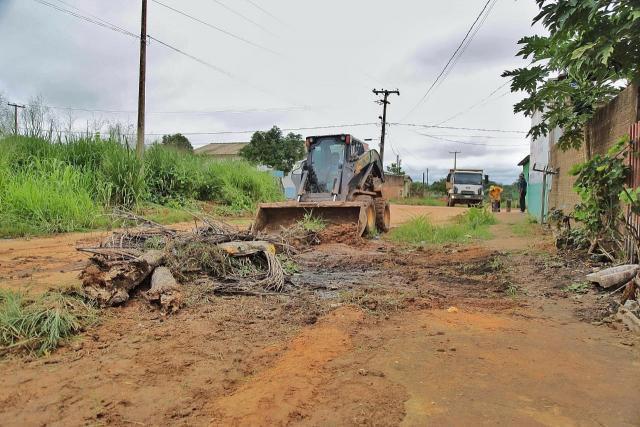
[78,212,298,313]
[587,265,640,333]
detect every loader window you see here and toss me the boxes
[309,138,345,192]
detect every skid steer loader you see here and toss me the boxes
[253,134,391,236]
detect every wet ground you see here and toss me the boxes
[1,207,639,426]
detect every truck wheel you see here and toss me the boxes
[374,198,391,232]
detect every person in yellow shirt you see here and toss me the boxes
[489,185,503,212]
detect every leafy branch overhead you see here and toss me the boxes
[240,126,305,174]
[503,0,640,150]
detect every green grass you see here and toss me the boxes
[511,221,538,237]
[564,282,590,294]
[0,135,284,236]
[390,207,496,245]
[297,212,327,232]
[0,289,98,357]
[390,196,446,206]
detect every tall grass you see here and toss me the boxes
[0,135,283,236]
[0,159,101,236]
[390,207,496,245]
[0,289,98,356]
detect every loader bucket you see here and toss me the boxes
[252,201,369,236]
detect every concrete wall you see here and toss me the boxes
[383,175,411,199]
[548,84,639,214]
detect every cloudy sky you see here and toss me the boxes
[0,0,542,183]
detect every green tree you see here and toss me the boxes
[386,162,405,175]
[503,0,640,150]
[429,177,447,194]
[240,126,304,174]
[161,133,193,152]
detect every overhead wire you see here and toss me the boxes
[414,132,527,148]
[151,0,281,56]
[243,0,290,28]
[32,0,139,40]
[209,0,276,36]
[46,105,308,115]
[435,78,512,126]
[401,0,496,120]
[392,122,527,134]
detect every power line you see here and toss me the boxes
[401,0,496,120]
[436,78,512,125]
[243,0,291,28]
[392,122,527,134]
[46,105,308,115]
[416,132,527,148]
[151,0,280,56]
[33,122,379,137]
[209,0,276,36]
[32,0,139,40]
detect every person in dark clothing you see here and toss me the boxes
[517,173,527,213]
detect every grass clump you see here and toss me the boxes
[0,290,98,357]
[297,212,327,232]
[390,207,496,245]
[564,282,590,294]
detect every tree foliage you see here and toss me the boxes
[386,162,405,175]
[504,0,640,150]
[569,137,631,259]
[161,133,193,152]
[240,126,305,174]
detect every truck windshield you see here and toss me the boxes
[454,173,482,185]
[308,138,345,192]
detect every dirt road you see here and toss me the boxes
[1,208,639,426]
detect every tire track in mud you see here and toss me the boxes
[208,307,363,426]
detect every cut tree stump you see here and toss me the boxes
[81,250,164,307]
[145,266,183,313]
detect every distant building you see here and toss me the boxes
[194,142,249,160]
[382,174,412,199]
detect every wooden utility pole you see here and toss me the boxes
[7,102,25,135]
[449,151,461,170]
[373,88,400,164]
[136,0,148,159]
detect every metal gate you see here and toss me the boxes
[624,122,640,261]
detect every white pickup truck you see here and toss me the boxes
[445,169,488,207]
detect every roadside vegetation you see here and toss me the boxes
[390,206,496,245]
[0,289,98,357]
[390,196,446,206]
[0,135,283,237]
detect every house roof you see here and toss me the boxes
[195,142,249,156]
[517,155,530,166]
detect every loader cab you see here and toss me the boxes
[305,135,350,194]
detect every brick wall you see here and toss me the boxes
[548,84,639,213]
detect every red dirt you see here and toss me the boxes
[1,211,639,425]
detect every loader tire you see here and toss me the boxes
[355,195,376,235]
[374,198,391,233]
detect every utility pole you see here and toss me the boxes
[136,0,148,159]
[449,151,461,170]
[373,88,400,164]
[422,171,426,197]
[7,102,25,135]
[426,168,429,186]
